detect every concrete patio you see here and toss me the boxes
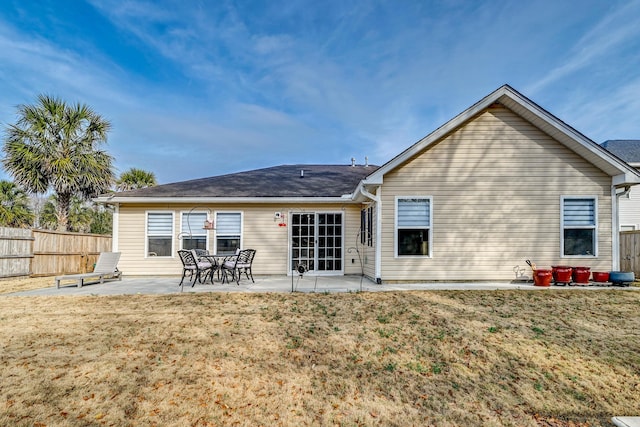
[6,274,639,296]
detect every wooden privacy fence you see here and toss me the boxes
[0,227,112,278]
[620,230,640,277]
[0,227,33,278]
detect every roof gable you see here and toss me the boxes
[363,85,640,188]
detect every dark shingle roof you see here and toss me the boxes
[601,140,640,163]
[112,164,379,198]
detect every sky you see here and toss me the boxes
[1,0,639,185]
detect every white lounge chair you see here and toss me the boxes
[55,252,122,288]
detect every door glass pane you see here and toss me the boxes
[316,213,342,272]
[291,213,315,271]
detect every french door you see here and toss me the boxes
[290,212,343,274]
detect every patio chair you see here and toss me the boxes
[55,252,122,288]
[193,249,222,281]
[221,249,256,285]
[177,249,214,288]
[193,248,208,257]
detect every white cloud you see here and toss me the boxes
[526,1,640,96]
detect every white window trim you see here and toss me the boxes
[179,210,210,250]
[214,211,243,254]
[560,195,598,258]
[394,196,433,258]
[145,210,175,258]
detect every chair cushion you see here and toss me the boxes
[197,262,212,269]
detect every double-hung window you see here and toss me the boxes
[147,212,173,257]
[215,212,242,255]
[562,197,597,256]
[181,212,208,250]
[396,197,431,257]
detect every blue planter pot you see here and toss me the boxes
[609,271,635,285]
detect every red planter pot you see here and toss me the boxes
[552,266,573,284]
[572,267,591,284]
[534,269,553,287]
[592,271,610,282]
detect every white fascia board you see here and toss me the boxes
[93,196,358,204]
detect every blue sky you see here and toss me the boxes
[1,0,639,184]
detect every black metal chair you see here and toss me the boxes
[194,249,222,281]
[221,249,256,285]
[177,249,214,289]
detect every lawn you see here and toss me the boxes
[1,289,638,426]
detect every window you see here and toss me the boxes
[359,206,373,247]
[367,206,373,247]
[396,197,431,256]
[215,212,241,255]
[562,197,596,256]
[181,212,208,250]
[147,212,173,257]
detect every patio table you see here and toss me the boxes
[199,254,235,283]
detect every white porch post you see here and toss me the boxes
[375,187,382,283]
[112,203,119,252]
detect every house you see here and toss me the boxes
[600,140,640,231]
[96,85,640,283]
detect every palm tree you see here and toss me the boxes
[0,180,34,228]
[116,168,157,191]
[39,195,92,233]
[2,94,114,231]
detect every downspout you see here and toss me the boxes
[612,185,631,271]
[360,185,382,283]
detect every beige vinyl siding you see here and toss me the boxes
[619,184,640,230]
[116,203,362,276]
[379,106,613,281]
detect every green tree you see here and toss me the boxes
[39,195,93,233]
[0,180,34,228]
[88,204,112,235]
[116,168,157,191]
[2,94,114,231]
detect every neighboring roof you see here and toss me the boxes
[601,140,640,165]
[361,84,640,190]
[98,164,379,203]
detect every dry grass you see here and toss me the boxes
[0,276,55,294]
[1,290,639,426]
